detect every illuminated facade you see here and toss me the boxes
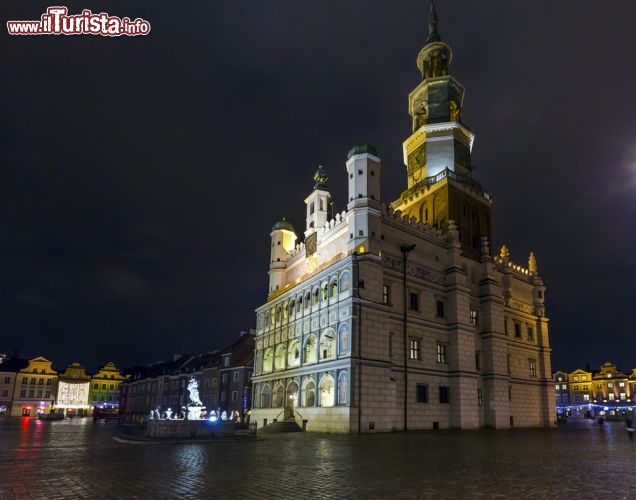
[0,357,28,415]
[554,362,636,419]
[251,3,555,432]
[56,363,91,415]
[89,361,126,410]
[11,356,58,416]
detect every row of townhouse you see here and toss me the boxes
[119,331,254,423]
[554,362,636,419]
[0,355,125,417]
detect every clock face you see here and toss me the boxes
[305,232,317,257]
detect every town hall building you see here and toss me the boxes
[250,3,556,432]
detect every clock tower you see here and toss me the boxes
[392,1,492,260]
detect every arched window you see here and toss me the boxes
[289,300,295,318]
[275,306,281,323]
[274,344,287,370]
[253,385,261,408]
[304,292,311,310]
[288,339,301,368]
[302,378,315,407]
[260,384,271,408]
[272,383,284,408]
[321,282,328,301]
[329,278,338,298]
[338,324,350,355]
[339,271,351,293]
[263,348,274,373]
[304,334,318,364]
[319,375,335,407]
[282,302,288,320]
[320,328,336,360]
[257,314,262,330]
[255,350,263,374]
[338,372,349,405]
[313,287,319,305]
[270,308,275,326]
[297,296,303,313]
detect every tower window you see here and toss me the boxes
[320,199,324,211]
[350,173,353,179]
[358,230,363,236]
[310,202,315,215]
[382,285,390,305]
[358,169,363,175]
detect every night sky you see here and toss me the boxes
[1,1,634,372]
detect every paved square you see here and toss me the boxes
[0,418,634,499]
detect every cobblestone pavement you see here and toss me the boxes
[1,417,635,499]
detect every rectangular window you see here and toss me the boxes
[507,354,511,375]
[608,393,615,401]
[416,384,428,403]
[584,394,590,401]
[37,390,42,398]
[436,300,445,318]
[212,378,217,387]
[1,390,7,397]
[439,386,449,404]
[608,382,613,388]
[222,373,228,383]
[4,376,11,384]
[20,389,26,397]
[21,378,27,385]
[620,393,626,400]
[232,391,238,401]
[529,359,537,377]
[211,394,217,405]
[469,307,478,326]
[514,323,521,338]
[477,388,483,406]
[527,326,534,341]
[409,338,421,360]
[436,343,447,364]
[28,389,34,398]
[475,351,481,371]
[409,292,419,311]
[504,319,508,335]
[508,386,512,401]
[382,285,390,305]
[388,333,394,359]
[224,357,230,367]
[221,391,227,402]
[38,378,43,385]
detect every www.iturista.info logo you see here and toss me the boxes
[7,6,151,36]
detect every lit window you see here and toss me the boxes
[233,371,239,382]
[382,285,390,305]
[620,393,626,400]
[529,359,537,377]
[477,388,483,406]
[436,344,447,364]
[409,339,421,360]
[469,307,478,326]
[583,394,590,401]
[609,393,615,401]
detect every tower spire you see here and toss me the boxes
[426,0,442,44]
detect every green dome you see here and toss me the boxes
[272,218,295,232]
[347,143,378,160]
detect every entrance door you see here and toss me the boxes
[21,407,31,417]
[286,382,298,419]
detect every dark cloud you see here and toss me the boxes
[0,1,635,371]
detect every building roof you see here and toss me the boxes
[272,218,295,232]
[346,143,378,160]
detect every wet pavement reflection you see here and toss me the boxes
[0,417,635,499]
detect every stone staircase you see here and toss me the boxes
[259,418,303,433]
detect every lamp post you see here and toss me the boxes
[401,243,416,431]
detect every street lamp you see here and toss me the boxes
[401,243,416,431]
